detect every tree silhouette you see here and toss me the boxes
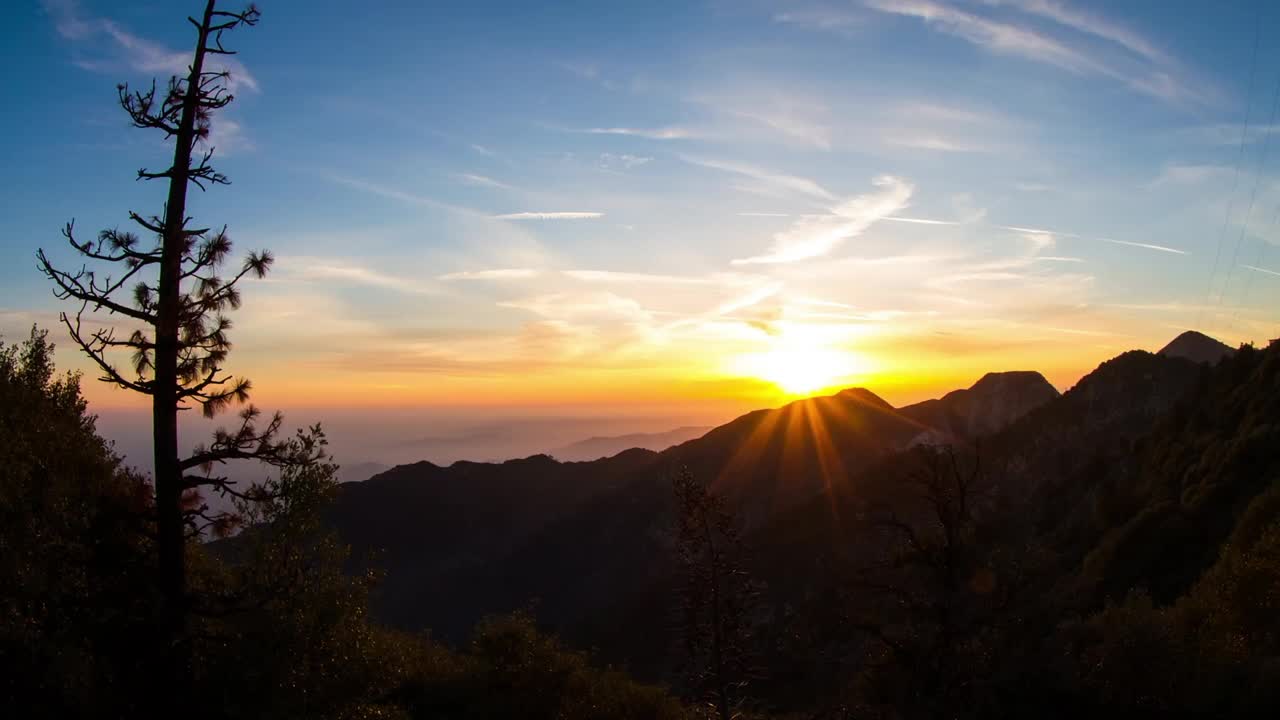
[35,0,322,697]
[672,467,758,719]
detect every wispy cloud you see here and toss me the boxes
[563,270,763,287]
[326,174,462,212]
[723,104,832,150]
[1143,163,1229,188]
[456,173,514,190]
[1100,238,1188,255]
[883,215,962,226]
[1241,264,1280,278]
[1014,182,1053,192]
[885,134,988,152]
[440,268,540,280]
[862,0,1201,104]
[45,0,259,93]
[492,212,604,220]
[584,126,697,140]
[997,222,1187,255]
[683,156,835,202]
[979,0,1170,65]
[599,153,653,169]
[291,260,437,295]
[773,7,864,35]
[733,175,913,264]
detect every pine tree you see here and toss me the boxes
[35,0,323,704]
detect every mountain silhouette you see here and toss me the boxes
[323,365,1069,653]
[1159,329,1235,364]
[898,370,1059,442]
[550,426,712,461]
[314,331,1247,677]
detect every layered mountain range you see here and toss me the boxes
[323,330,1255,677]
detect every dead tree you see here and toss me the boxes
[35,0,321,678]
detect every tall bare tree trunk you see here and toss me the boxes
[154,0,215,688]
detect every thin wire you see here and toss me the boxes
[1197,4,1262,330]
[1213,67,1280,336]
[1226,200,1280,334]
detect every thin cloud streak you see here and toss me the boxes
[45,0,259,93]
[884,216,961,226]
[440,269,540,280]
[1100,238,1188,255]
[683,156,835,202]
[733,175,914,264]
[1242,264,1280,278]
[980,0,1171,64]
[456,173,514,190]
[862,0,1201,104]
[584,126,697,140]
[492,212,604,220]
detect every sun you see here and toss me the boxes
[733,341,863,397]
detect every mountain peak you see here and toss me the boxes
[1158,330,1234,365]
[899,370,1059,441]
[835,387,894,411]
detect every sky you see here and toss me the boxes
[5,0,1280,443]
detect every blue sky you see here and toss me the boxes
[4,0,1280,414]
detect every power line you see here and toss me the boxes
[1197,3,1262,330]
[1213,64,1280,337]
[1226,199,1280,334]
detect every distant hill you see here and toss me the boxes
[899,370,1059,442]
[336,461,390,484]
[320,365,1066,655]
[550,426,712,461]
[1159,329,1234,365]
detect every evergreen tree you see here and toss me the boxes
[35,0,324,705]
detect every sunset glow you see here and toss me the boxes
[3,1,1279,418]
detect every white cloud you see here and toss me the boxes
[290,260,437,295]
[599,153,653,169]
[563,270,764,287]
[724,104,832,150]
[1022,230,1056,252]
[885,134,988,152]
[683,156,835,202]
[1100,238,1188,255]
[1015,181,1053,192]
[773,7,864,35]
[978,0,1170,65]
[199,117,252,155]
[440,269,540,280]
[456,173,514,190]
[45,1,259,93]
[883,215,961,226]
[1144,164,1230,188]
[584,126,697,140]
[1242,264,1280,278]
[492,212,604,220]
[863,0,1201,104]
[325,174,463,213]
[733,176,914,264]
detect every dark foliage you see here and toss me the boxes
[0,327,690,719]
[673,468,759,719]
